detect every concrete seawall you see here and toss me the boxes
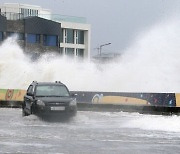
[1,89,180,114]
[1,100,180,115]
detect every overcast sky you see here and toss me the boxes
[1,0,180,55]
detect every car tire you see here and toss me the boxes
[22,102,29,116]
[31,104,36,115]
[69,109,77,117]
[22,108,29,116]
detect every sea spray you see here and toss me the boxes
[0,16,180,92]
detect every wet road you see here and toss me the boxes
[1,108,180,153]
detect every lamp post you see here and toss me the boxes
[99,43,111,56]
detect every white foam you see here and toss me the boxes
[123,114,180,133]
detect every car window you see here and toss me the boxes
[35,85,70,97]
[27,85,33,94]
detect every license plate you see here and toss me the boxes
[51,106,65,111]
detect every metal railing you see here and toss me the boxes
[1,12,27,20]
[0,12,87,23]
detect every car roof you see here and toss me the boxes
[31,81,65,86]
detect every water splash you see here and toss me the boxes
[123,114,180,133]
[0,16,180,92]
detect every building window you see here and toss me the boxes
[32,10,36,16]
[27,34,40,43]
[7,32,13,37]
[18,33,24,40]
[60,47,64,55]
[76,49,84,58]
[77,30,84,44]
[43,35,58,46]
[27,85,33,94]
[0,32,3,41]
[24,9,28,17]
[66,29,74,44]
[65,48,74,57]
[7,32,24,40]
[21,8,38,17]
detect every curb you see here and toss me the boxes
[0,101,22,108]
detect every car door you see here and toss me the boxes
[24,85,34,114]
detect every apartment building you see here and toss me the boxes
[0,3,91,59]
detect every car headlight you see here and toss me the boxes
[36,100,45,107]
[69,99,77,106]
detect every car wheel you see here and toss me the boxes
[69,109,77,117]
[22,108,29,116]
[31,104,36,115]
[22,102,29,116]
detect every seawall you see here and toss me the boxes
[1,89,180,114]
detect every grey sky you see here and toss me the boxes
[1,0,180,55]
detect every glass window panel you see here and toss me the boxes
[36,85,70,97]
[67,29,74,43]
[36,34,40,43]
[43,35,58,46]
[27,34,35,43]
[27,85,33,94]
[60,47,64,55]
[35,10,38,16]
[77,49,84,58]
[23,9,28,17]
[66,48,74,56]
[77,30,84,44]
[18,33,24,40]
[27,34,40,43]
[32,10,34,16]
[7,32,14,37]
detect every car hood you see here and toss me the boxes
[36,97,74,103]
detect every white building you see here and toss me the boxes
[0,3,91,59]
[59,20,90,59]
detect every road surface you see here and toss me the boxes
[0,108,180,153]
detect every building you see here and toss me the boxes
[0,3,91,59]
[0,3,51,20]
[0,15,61,56]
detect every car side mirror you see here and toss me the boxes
[27,91,34,96]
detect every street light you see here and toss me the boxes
[99,43,111,56]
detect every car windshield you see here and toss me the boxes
[35,85,70,97]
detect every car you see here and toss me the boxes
[22,81,77,117]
